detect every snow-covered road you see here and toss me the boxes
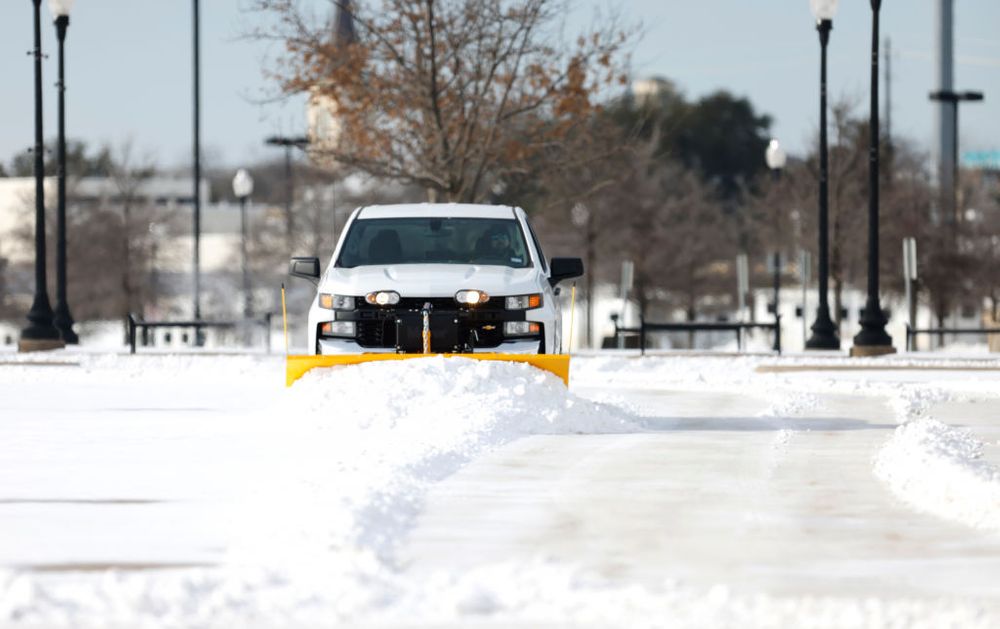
[1,351,999,627]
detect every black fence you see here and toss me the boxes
[905,323,1000,352]
[612,316,782,355]
[126,314,274,354]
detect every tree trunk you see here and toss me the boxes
[936,300,947,349]
[686,261,696,349]
[686,301,696,350]
[833,275,843,332]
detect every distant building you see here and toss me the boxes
[0,176,274,328]
[0,176,211,266]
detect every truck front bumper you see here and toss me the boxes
[317,338,543,355]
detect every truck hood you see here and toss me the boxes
[321,264,542,298]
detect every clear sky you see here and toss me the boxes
[0,1,998,171]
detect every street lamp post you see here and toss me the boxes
[765,139,787,353]
[232,169,254,322]
[805,0,841,350]
[19,0,64,353]
[50,0,78,344]
[851,0,895,356]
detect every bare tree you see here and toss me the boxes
[108,141,158,315]
[10,141,178,320]
[255,0,631,202]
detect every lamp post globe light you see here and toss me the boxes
[49,0,78,344]
[19,0,64,353]
[765,139,787,173]
[805,0,841,350]
[851,0,895,356]
[232,169,254,321]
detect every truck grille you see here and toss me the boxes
[353,296,508,350]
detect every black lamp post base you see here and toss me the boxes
[850,344,896,357]
[19,308,65,352]
[18,338,66,353]
[805,333,841,350]
[54,308,79,344]
[805,310,841,350]
[853,327,893,347]
[853,301,894,353]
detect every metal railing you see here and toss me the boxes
[612,316,782,355]
[126,313,273,354]
[904,323,1000,352]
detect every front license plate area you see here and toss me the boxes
[395,311,461,353]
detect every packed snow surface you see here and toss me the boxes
[574,353,1000,534]
[2,351,999,627]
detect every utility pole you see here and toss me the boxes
[885,37,892,152]
[192,0,202,323]
[935,0,955,225]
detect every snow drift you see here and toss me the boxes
[875,419,1000,533]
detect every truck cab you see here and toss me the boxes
[289,203,583,355]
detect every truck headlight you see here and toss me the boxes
[455,289,489,305]
[320,321,355,337]
[365,290,401,306]
[504,321,541,336]
[505,294,542,310]
[320,294,355,310]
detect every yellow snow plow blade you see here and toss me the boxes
[286,353,570,387]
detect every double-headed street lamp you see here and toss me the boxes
[19,0,64,353]
[805,0,841,350]
[851,0,895,355]
[50,0,78,344]
[232,169,254,321]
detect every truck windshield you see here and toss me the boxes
[336,217,532,269]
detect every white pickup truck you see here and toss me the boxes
[289,203,583,355]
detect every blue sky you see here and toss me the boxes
[0,1,997,170]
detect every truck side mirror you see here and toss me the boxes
[548,257,584,286]
[289,256,320,282]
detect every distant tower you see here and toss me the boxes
[307,0,358,156]
[334,0,357,44]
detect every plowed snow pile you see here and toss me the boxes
[230,357,636,565]
[875,419,1000,532]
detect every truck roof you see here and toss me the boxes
[356,203,518,220]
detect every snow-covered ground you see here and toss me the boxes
[1,350,999,627]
